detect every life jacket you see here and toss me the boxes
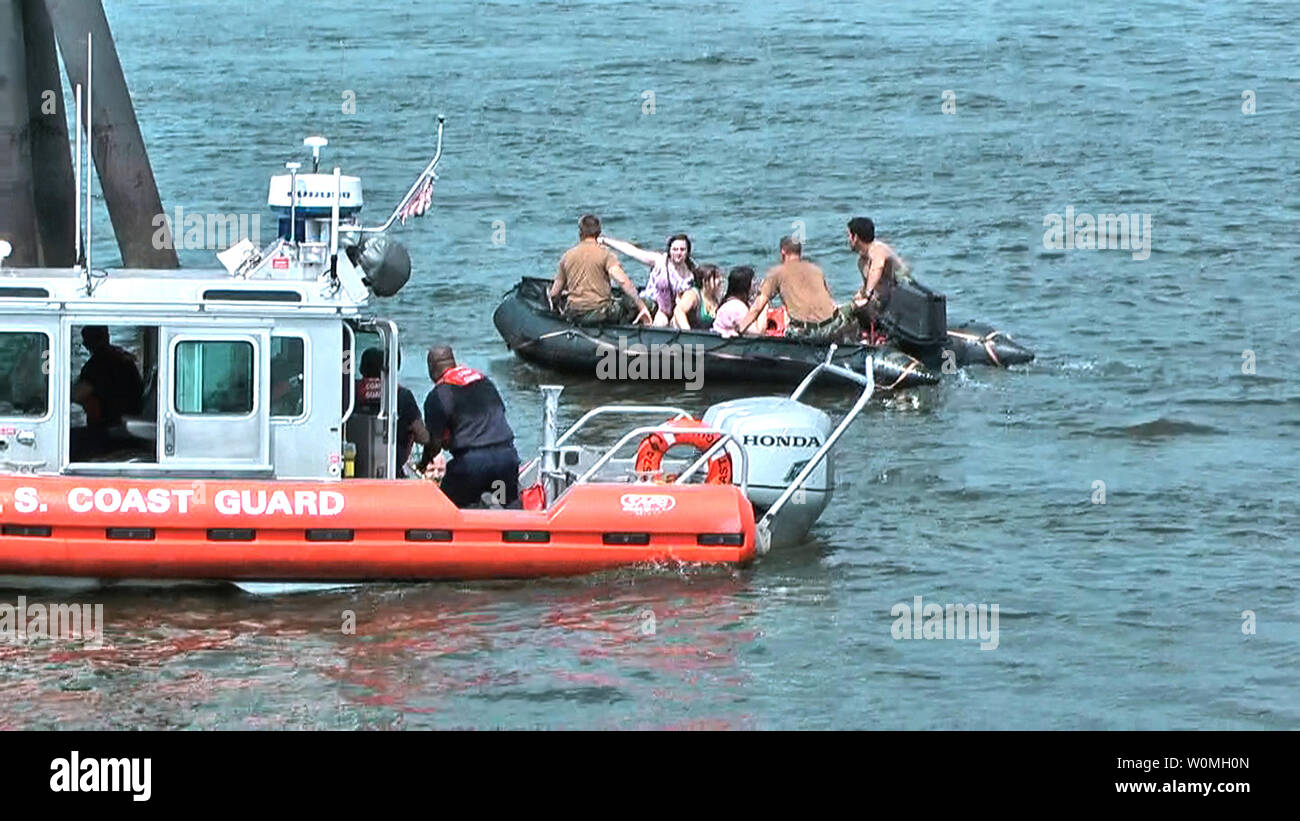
[764,306,788,337]
[437,365,485,387]
[357,376,383,404]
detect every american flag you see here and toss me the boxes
[397,175,435,224]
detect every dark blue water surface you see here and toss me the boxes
[1,0,1297,729]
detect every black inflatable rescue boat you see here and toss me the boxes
[492,277,939,389]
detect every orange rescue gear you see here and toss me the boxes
[634,417,733,485]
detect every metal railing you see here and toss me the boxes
[521,347,873,555]
[529,393,695,506]
[555,405,693,447]
[570,424,750,497]
[339,117,446,237]
[754,348,875,554]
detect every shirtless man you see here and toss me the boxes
[847,216,907,324]
[550,214,651,325]
[737,237,849,342]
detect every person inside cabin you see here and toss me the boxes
[418,346,520,507]
[356,347,386,412]
[599,232,697,326]
[358,346,430,477]
[671,263,724,330]
[70,325,144,460]
[270,352,303,417]
[846,216,908,331]
[550,214,652,326]
[736,237,851,343]
[711,266,763,338]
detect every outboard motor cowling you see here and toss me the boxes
[878,278,948,349]
[703,397,833,550]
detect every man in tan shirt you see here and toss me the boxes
[737,237,851,342]
[550,214,651,325]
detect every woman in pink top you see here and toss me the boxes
[711,266,760,338]
[599,233,697,326]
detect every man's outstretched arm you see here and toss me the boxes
[600,236,661,267]
[736,292,771,335]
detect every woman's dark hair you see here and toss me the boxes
[724,266,755,302]
[665,233,697,276]
[693,263,722,289]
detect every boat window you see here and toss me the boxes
[67,324,158,464]
[174,340,254,415]
[270,336,305,418]
[0,331,50,417]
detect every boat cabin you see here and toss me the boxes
[0,264,405,481]
[0,133,436,482]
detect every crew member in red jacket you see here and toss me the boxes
[418,346,519,507]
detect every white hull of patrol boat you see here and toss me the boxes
[232,581,363,595]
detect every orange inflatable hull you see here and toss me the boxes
[0,478,756,581]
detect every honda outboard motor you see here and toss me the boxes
[703,398,833,550]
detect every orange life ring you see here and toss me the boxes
[634,418,733,485]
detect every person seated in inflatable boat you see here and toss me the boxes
[671,263,725,330]
[735,237,856,343]
[550,214,652,326]
[711,266,765,338]
[598,232,699,327]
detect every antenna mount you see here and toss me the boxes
[303,136,328,173]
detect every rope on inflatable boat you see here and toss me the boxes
[947,328,1006,367]
[885,358,920,390]
[516,328,620,352]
